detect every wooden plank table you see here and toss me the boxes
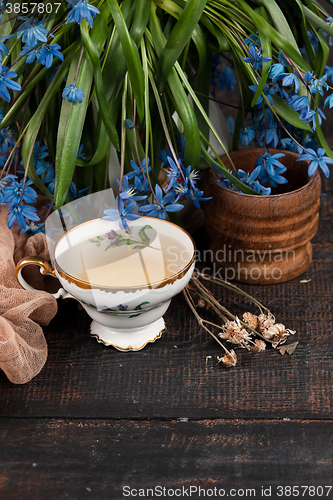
[1,180,333,500]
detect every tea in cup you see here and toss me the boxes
[16,217,195,351]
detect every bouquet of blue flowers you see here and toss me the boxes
[0,0,333,233]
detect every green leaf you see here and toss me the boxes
[200,145,259,195]
[237,0,311,72]
[21,43,80,200]
[303,6,333,38]
[138,225,151,245]
[270,94,312,131]
[314,116,333,160]
[80,21,119,149]
[148,11,201,168]
[251,27,272,108]
[259,0,300,49]
[106,0,145,120]
[133,245,146,249]
[157,0,207,91]
[55,4,110,209]
[134,301,150,310]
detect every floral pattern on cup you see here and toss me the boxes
[89,225,160,252]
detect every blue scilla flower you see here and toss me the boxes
[2,179,38,207]
[127,158,151,191]
[185,188,211,209]
[278,52,288,67]
[258,127,279,148]
[297,148,333,178]
[103,196,141,231]
[184,166,199,190]
[0,174,17,203]
[0,64,21,102]
[66,0,100,28]
[19,43,42,64]
[124,119,134,130]
[133,175,150,195]
[307,30,319,53]
[317,107,326,127]
[7,204,40,230]
[324,93,333,109]
[38,43,64,68]
[255,152,287,187]
[237,167,261,186]
[69,181,89,201]
[158,136,185,169]
[0,127,16,153]
[77,143,85,160]
[299,107,317,130]
[242,45,271,72]
[237,167,271,194]
[249,83,275,106]
[309,75,328,96]
[33,141,49,169]
[39,162,55,184]
[62,83,85,103]
[268,63,285,83]
[117,175,147,202]
[227,116,235,136]
[304,71,314,85]
[288,94,309,112]
[252,180,271,195]
[281,72,300,93]
[239,126,256,146]
[326,17,333,45]
[164,156,184,192]
[280,138,303,154]
[0,35,15,61]
[139,184,184,220]
[244,33,261,47]
[324,65,333,83]
[17,17,51,47]
[302,134,319,153]
[21,221,45,235]
[219,67,237,91]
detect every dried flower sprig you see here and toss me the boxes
[185,272,297,368]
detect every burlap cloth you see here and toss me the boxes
[0,203,58,384]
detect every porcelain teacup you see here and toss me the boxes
[16,217,196,351]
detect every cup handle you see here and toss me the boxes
[15,256,75,300]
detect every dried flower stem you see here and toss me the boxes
[189,276,269,342]
[195,271,272,318]
[183,288,231,355]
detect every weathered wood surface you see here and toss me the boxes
[1,177,333,499]
[1,419,333,500]
[1,224,333,419]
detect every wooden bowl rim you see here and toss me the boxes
[208,149,321,200]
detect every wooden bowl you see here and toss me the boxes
[203,149,321,284]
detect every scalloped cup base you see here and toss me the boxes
[90,317,165,351]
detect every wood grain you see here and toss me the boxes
[0,235,332,420]
[1,169,333,500]
[1,418,332,500]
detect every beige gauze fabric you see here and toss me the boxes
[0,204,58,384]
